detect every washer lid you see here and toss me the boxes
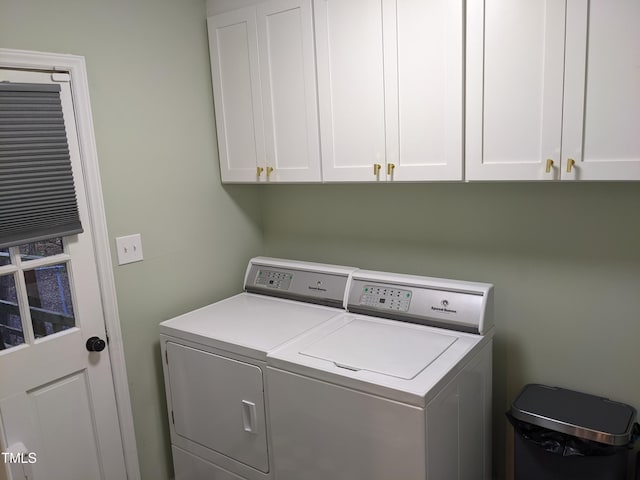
[300,319,457,379]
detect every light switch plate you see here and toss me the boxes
[115,234,144,265]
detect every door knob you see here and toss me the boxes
[86,336,106,352]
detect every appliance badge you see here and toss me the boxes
[431,299,457,314]
[308,280,327,293]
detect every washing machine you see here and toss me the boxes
[159,257,357,480]
[266,269,494,480]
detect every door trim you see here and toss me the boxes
[0,48,141,480]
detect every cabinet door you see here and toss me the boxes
[561,0,640,180]
[257,0,321,182]
[208,8,265,183]
[315,0,388,182]
[466,0,566,180]
[391,0,464,181]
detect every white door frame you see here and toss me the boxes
[0,48,140,480]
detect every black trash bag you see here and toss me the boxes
[506,412,640,458]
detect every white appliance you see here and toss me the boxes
[267,269,494,480]
[159,257,357,480]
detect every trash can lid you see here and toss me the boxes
[511,384,637,446]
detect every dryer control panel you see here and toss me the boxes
[244,257,357,308]
[255,269,293,290]
[348,270,494,335]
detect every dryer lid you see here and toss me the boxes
[299,319,457,380]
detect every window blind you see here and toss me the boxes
[0,82,83,249]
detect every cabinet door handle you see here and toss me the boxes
[387,163,396,175]
[257,166,264,177]
[566,158,576,173]
[266,166,274,178]
[373,163,381,176]
[545,159,554,173]
[242,400,257,434]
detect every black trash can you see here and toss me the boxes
[508,384,639,480]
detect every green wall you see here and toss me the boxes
[261,182,640,479]
[0,1,262,479]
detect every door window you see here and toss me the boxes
[0,273,24,349]
[0,248,10,267]
[0,237,76,351]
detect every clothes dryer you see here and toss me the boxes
[159,257,356,480]
[267,269,494,480]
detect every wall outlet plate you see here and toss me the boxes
[115,234,144,265]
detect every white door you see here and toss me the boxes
[257,0,321,183]
[466,0,566,180]
[391,0,464,181]
[561,0,640,180]
[0,69,127,480]
[315,0,388,182]
[208,8,266,183]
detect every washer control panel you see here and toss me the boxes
[255,269,293,290]
[360,285,412,312]
[347,271,494,334]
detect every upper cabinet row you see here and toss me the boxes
[207,0,640,183]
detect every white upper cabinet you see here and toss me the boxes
[257,0,321,182]
[466,0,565,181]
[314,0,387,182]
[208,0,639,183]
[208,0,321,183]
[316,0,464,182]
[393,0,464,181]
[561,0,640,180]
[467,0,640,181]
[208,8,264,183]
